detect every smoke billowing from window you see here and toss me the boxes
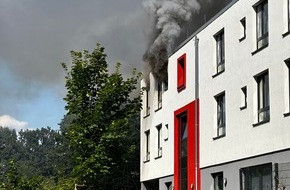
[142,0,201,83]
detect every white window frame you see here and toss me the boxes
[214,92,226,138]
[240,17,246,41]
[284,59,290,116]
[215,29,225,74]
[255,71,270,123]
[156,124,162,158]
[240,86,247,110]
[144,130,150,162]
[255,0,268,49]
[145,88,150,116]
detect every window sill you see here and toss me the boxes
[283,112,290,117]
[251,44,268,56]
[252,119,270,127]
[177,85,186,92]
[240,105,247,110]
[143,159,150,163]
[213,134,226,140]
[143,114,150,119]
[212,69,225,78]
[282,31,290,38]
[155,107,162,112]
[239,36,246,42]
[155,155,162,160]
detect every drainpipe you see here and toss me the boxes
[194,36,199,190]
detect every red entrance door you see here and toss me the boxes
[174,100,200,190]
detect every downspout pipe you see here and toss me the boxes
[194,36,199,190]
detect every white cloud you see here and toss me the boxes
[0,115,28,130]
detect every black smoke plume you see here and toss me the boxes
[142,0,201,84]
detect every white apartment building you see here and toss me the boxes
[140,0,290,190]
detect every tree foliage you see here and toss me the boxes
[0,126,75,189]
[62,43,142,189]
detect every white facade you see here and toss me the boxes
[199,0,290,168]
[140,38,198,179]
[141,0,290,189]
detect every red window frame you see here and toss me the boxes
[177,54,186,91]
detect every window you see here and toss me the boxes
[165,182,172,190]
[177,54,186,91]
[288,0,290,31]
[164,124,169,141]
[255,0,268,49]
[287,61,290,110]
[144,130,150,162]
[145,88,150,116]
[240,163,272,190]
[212,172,223,190]
[215,92,225,138]
[179,114,188,190]
[215,29,225,74]
[241,86,247,110]
[163,80,168,91]
[156,125,162,158]
[255,71,270,123]
[285,60,290,116]
[240,17,246,41]
[157,81,162,109]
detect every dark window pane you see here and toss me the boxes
[179,114,188,190]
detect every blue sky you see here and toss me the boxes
[0,0,148,131]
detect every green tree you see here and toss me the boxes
[62,43,142,189]
[0,160,42,190]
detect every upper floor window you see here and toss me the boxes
[287,60,290,110]
[254,0,268,49]
[177,54,186,92]
[145,88,150,116]
[144,130,150,162]
[215,92,226,138]
[255,70,270,124]
[288,0,290,31]
[240,86,247,110]
[240,163,272,190]
[215,29,225,74]
[163,80,168,91]
[164,124,169,141]
[285,59,290,116]
[156,125,162,158]
[157,81,162,109]
[239,17,246,41]
[212,172,223,190]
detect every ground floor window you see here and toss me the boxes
[212,172,223,190]
[240,163,272,190]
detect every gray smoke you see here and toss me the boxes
[142,0,200,83]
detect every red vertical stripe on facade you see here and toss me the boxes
[174,100,200,190]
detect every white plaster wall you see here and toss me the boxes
[140,0,290,181]
[198,0,290,168]
[140,39,198,181]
